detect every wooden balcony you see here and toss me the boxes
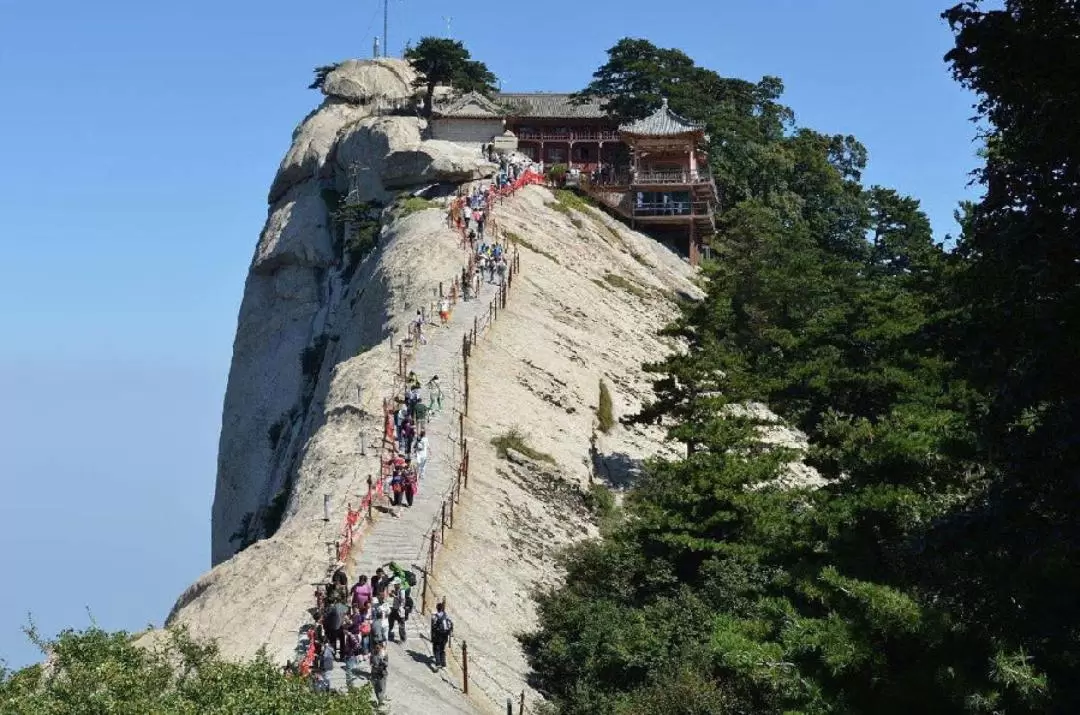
[516,128,621,142]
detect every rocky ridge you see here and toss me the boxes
[165,59,820,714]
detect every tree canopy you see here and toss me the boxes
[524,4,1080,711]
[404,38,497,116]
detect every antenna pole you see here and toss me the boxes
[383,0,389,58]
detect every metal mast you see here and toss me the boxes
[383,0,388,57]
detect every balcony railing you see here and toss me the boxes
[628,200,714,217]
[516,128,621,142]
[632,169,710,185]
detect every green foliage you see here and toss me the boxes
[308,63,339,91]
[524,22,1080,713]
[553,189,593,212]
[331,201,382,281]
[597,379,615,433]
[583,482,621,537]
[404,37,496,116]
[546,163,568,183]
[395,196,438,218]
[491,429,555,464]
[505,230,558,263]
[0,625,375,714]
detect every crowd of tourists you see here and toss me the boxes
[291,168,534,704]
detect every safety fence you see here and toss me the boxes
[297,166,542,695]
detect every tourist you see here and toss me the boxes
[402,464,418,507]
[351,574,372,612]
[387,582,408,642]
[323,597,349,661]
[415,430,429,480]
[372,567,390,596]
[430,601,454,670]
[427,375,442,412]
[497,256,508,286]
[371,592,390,646]
[412,309,428,346]
[439,297,450,325]
[369,641,389,705]
[313,640,334,692]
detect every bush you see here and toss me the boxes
[547,163,568,184]
[0,625,376,714]
[396,196,438,218]
[491,429,556,464]
[597,379,615,433]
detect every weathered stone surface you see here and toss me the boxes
[382,140,497,189]
[268,99,369,204]
[253,181,335,274]
[321,58,416,104]
[333,116,424,203]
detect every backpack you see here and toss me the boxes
[434,613,453,636]
[320,644,335,673]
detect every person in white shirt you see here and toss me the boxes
[414,431,429,480]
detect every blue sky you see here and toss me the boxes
[0,0,979,667]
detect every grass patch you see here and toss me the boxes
[597,379,615,433]
[592,278,609,291]
[491,428,556,464]
[548,201,571,216]
[396,196,438,218]
[505,230,559,263]
[603,272,650,300]
[554,189,594,212]
[570,217,583,229]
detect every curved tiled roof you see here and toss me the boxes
[432,91,505,119]
[495,92,607,119]
[619,99,704,136]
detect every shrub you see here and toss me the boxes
[396,196,438,218]
[597,379,615,433]
[0,624,376,713]
[547,163,568,184]
[491,429,556,464]
[582,482,620,536]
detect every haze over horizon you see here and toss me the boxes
[0,0,978,668]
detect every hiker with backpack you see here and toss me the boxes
[430,601,454,670]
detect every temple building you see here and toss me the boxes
[430,91,718,265]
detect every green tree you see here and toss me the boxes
[404,37,496,116]
[0,625,376,714]
[308,63,339,91]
